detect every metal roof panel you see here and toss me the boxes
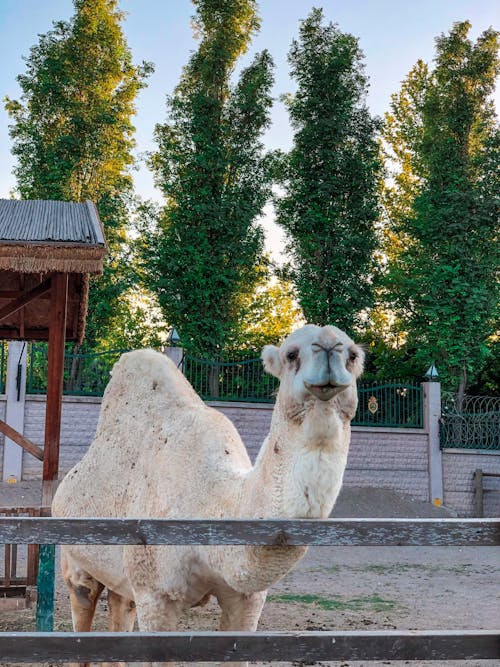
[0,199,106,246]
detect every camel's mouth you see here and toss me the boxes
[304,381,349,401]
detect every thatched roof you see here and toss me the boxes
[0,199,107,343]
[0,199,106,273]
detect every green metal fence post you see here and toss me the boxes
[35,543,55,631]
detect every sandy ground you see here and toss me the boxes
[0,483,499,667]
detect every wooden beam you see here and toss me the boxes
[0,328,74,341]
[0,518,498,547]
[0,630,498,662]
[42,273,68,490]
[0,419,44,461]
[0,276,52,323]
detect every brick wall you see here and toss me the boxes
[22,396,100,480]
[442,449,500,517]
[212,403,430,500]
[19,398,431,503]
[347,427,429,500]
[8,395,500,516]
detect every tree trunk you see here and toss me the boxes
[67,343,81,393]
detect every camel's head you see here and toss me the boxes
[262,324,364,415]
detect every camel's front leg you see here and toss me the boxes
[61,549,105,667]
[218,589,267,667]
[104,589,137,667]
[134,590,183,667]
[108,589,137,631]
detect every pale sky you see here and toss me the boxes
[0,1,498,258]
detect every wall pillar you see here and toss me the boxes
[424,380,443,506]
[164,346,184,369]
[2,341,27,482]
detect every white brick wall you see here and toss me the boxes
[22,396,100,480]
[7,395,499,516]
[442,449,500,517]
[206,404,431,500]
[347,428,429,500]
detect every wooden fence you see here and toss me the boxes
[0,507,40,601]
[0,517,499,663]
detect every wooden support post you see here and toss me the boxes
[42,273,68,500]
[37,273,68,632]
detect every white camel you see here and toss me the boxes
[52,324,364,662]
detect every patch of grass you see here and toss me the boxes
[353,562,496,576]
[268,593,397,612]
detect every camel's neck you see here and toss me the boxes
[218,394,351,595]
[241,395,351,520]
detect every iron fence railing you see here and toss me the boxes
[182,355,279,403]
[0,341,6,394]
[184,356,423,427]
[355,380,424,428]
[27,345,126,397]
[440,394,500,451]
[25,346,424,428]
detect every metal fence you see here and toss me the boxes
[27,345,125,397]
[0,341,6,394]
[355,380,423,428]
[24,346,424,428]
[183,357,424,426]
[440,394,500,451]
[182,354,279,403]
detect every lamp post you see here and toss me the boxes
[425,362,439,381]
[168,327,181,347]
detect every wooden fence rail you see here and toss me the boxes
[0,517,498,663]
[0,517,499,546]
[2,630,499,662]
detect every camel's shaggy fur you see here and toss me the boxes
[52,324,364,665]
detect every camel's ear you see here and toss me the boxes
[348,343,365,378]
[262,345,283,378]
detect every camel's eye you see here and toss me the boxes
[286,349,299,362]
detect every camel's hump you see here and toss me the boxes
[104,348,200,405]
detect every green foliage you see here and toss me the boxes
[148,0,274,356]
[231,263,304,351]
[274,8,382,337]
[5,0,153,348]
[383,21,500,392]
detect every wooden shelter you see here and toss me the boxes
[0,199,106,497]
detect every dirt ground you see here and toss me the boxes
[1,483,499,667]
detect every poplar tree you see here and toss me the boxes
[384,22,499,394]
[149,0,274,355]
[5,0,152,347]
[275,8,381,336]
